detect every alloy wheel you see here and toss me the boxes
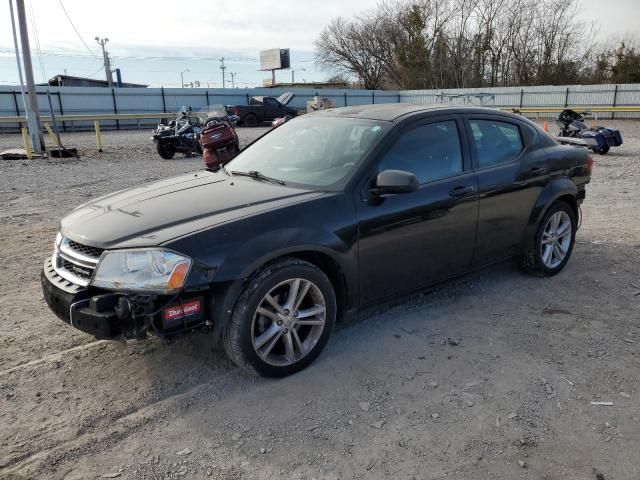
[541,211,572,269]
[251,278,326,367]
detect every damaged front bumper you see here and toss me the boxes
[41,258,207,340]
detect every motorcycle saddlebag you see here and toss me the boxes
[203,145,235,170]
[596,127,623,146]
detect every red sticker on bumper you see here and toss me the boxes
[163,300,201,321]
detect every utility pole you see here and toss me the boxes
[15,0,45,153]
[220,57,226,89]
[95,37,113,88]
[229,72,237,88]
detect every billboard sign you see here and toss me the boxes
[260,48,291,71]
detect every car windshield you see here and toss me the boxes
[226,116,389,189]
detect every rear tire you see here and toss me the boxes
[519,201,576,276]
[592,145,610,155]
[222,258,336,377]
[244,114,258,127]
[156,142,175,159]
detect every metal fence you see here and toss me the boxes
[1,83,639,132]
[400,84,640,119]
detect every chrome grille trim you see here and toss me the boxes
[52,236,104,288]
[44,257,86,294]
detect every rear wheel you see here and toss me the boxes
[244,114,258,127]
[223,258,336,377]
[520,202,576,276]
[592,145,610,155]
[156,141,175,159]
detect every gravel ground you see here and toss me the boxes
[0,121,639,479]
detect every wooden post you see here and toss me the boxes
[43,122,62,148]
[21,127,32,159]
[94,120,103,152]
[611,85,618,120]
[564,87,569,108]
[161,86,167,113]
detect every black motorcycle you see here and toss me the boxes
[152,106,202,159]
[555,109,623,155]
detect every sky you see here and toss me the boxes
[1,0,638,88]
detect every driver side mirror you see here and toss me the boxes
[370,169,419,196]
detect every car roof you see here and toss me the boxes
[312,103,517,122]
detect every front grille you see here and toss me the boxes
[67,239,104,259]
[60,258,93,279]
[53,235,103,287]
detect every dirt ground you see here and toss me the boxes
[0,121,639,480]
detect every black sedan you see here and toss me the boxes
[42,104,591,377]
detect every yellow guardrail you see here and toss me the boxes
[1,112,175,156]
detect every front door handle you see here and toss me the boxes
[448,185,475,198]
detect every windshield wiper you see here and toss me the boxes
[230,170,286,185]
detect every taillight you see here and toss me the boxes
[587,155,594,175]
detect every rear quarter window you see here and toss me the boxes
[469,119,524,168]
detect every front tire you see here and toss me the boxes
[222,258,336,377]
[156,141,175,159]
[520,202,577,276]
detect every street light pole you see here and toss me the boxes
[220,57,226,89]
[292,68,305,84]
[180,69,189,88]
[95,37,113,88]
[14,0,45,153]
[229,72,237,88]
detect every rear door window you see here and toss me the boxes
[469,119,524,168]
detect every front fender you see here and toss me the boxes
[207,227,357,343]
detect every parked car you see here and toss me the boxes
[227,92,296,127]
[42,105,591,377]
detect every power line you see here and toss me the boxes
[0,49,259,62]
[57,0,98,58]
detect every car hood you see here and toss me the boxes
[276,92,295,105]
[60,170,324,249]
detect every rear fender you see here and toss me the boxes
[521,178,577,247]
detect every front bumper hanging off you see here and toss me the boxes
[41,258,206,340]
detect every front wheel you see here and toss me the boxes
[156,141,175,159]
[520,202,576,276]
[222,258,336,377]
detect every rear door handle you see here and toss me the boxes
[529,167,547,175]
[448,185,475,198]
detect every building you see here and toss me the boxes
[42,74,147,88]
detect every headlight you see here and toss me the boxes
[91,249,192,294]
[55,232,62,248]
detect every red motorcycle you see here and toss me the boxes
[199,106,240,170]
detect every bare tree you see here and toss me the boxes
[314,0,638,89]
[315,15,388,89]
